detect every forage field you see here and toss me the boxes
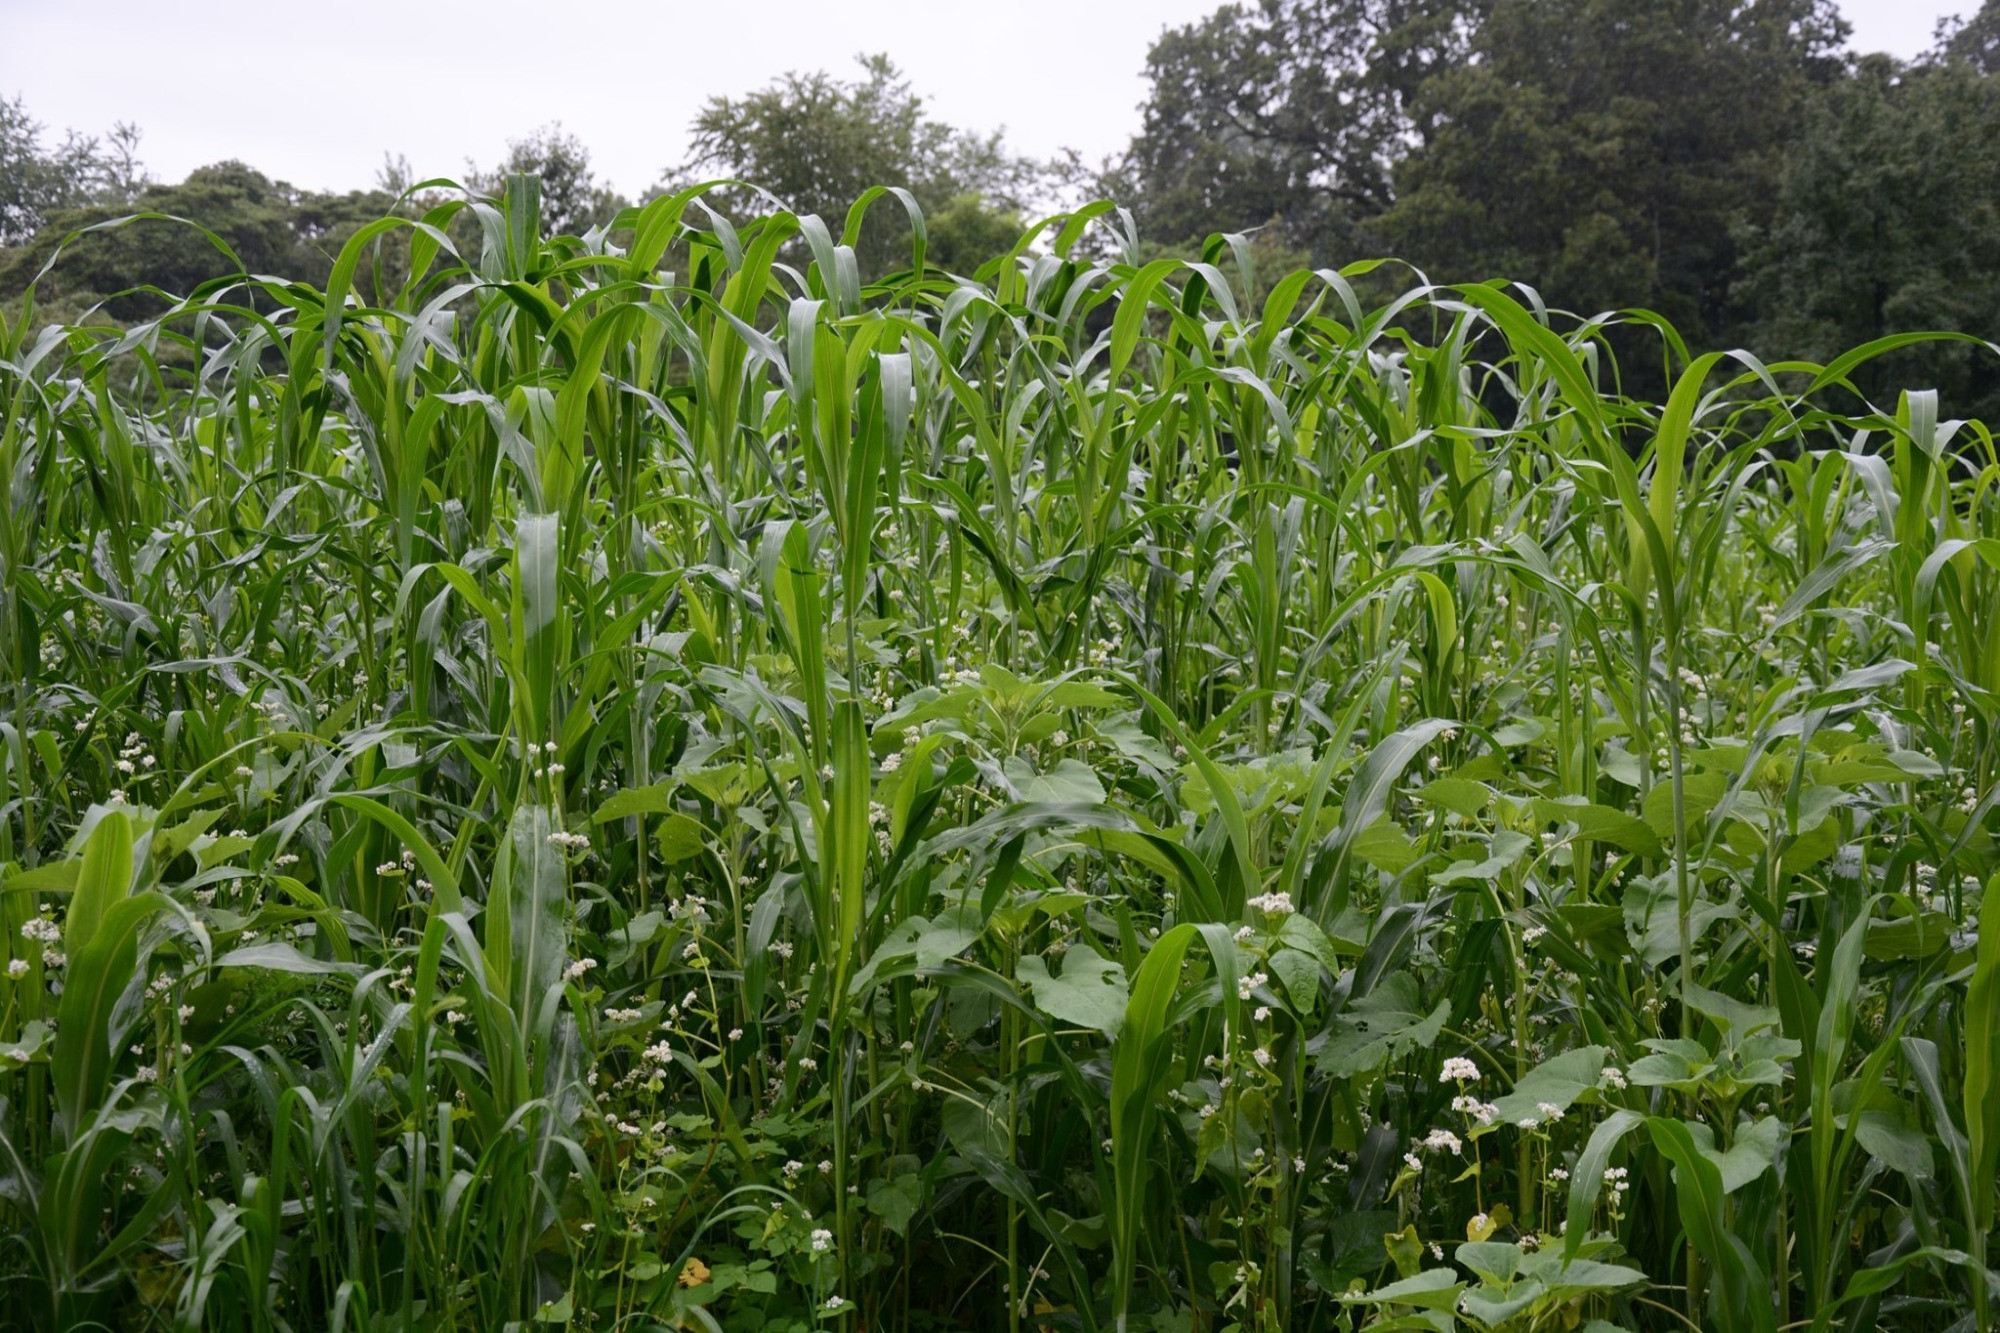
[0,179,1997,1333]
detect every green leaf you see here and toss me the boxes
[1276,912,1345,970]
[1459,1280,1548,1326]
[1126,681,1262,917]
[1565,1110,1644,1258]
[1334,720,1457,860]
[511,511,565,738]
[1647,1116,1775,1333]
[1268,948,1321,1015]
[1864,911,1954,960]
[1685,1115,1787,1193]
[1017,943,1128,1037]
[1339,1266,1463,1311]
[592,783,681,822]
[1415,776,1491,819]
[326,793,463,913]
[1493,718,1546,747]
[1853,1109,1933,1181]
[1042,681,1123,710]
[0,1020,50,1072]
[1627,1040,1714,1091]
[1002,756,1106,806]
[866,1173,923,1235]
[1521,1250,1647,1293]
[1317,973,1449,1077]
[1110,923,1202,1327]
[1430,830,1531,885]
[1641,769,1728,839]
[1533,797,1662,856]
[213,943,356,976]
[498,803,568,1034]
[1486,1046,1607,1129]
[1454,1241,1521,1283]
[1648,352,1723,552]
[1352,819,1421,873]
[63,810,133,960]
[653,812,708,863]
[1683,984,1781,1041]
[53,890,169,1139]
[1624,874,1736,968]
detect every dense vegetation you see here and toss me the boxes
[1119,0,2000,417]
[9,0,2000,417]
[0,176,1996,1333]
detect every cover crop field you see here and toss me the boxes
[0,180,1996,1333]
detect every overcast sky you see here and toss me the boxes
[0,0,1974,199]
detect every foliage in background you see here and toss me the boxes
[1374,0,1849,339]
[1124,0,2000,410]
[0,91,147,246]
[670,55,1036,276]
[0,173,1997,1333]
[1739,50,2000,421]
[466,124,630,239]
[0,160,407,320]
[1940,0,2000,69]
[9,0,2000,395]
[1108,0,1475,260]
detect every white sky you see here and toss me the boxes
[0,0,1974,199]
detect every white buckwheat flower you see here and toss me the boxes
[1439,1056,1480,1083]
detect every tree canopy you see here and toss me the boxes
[468,124,627,237]
[0,160,402,319]
[1120,0,2000,411]
[0,94,146,246]
[670,55,1035,274]
[1113,0,1475,258]
[4,1,1998,413]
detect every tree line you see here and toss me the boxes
[1118,0,2000,413]
[4,0,1997,413]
